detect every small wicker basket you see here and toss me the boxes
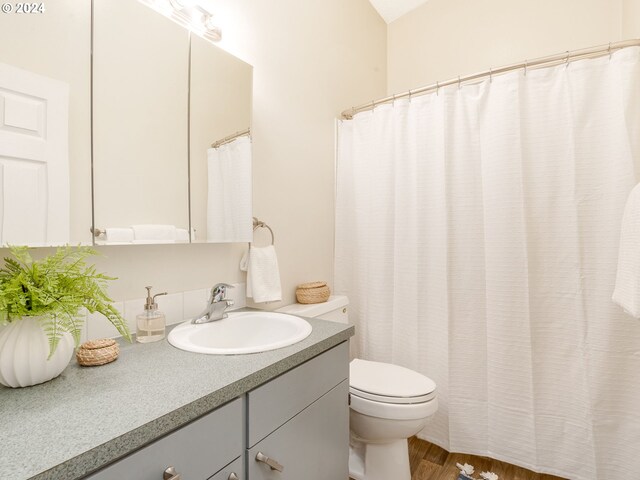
[76,338,119,367]
[295,281,330,304]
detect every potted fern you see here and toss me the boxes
[0,246,131,388]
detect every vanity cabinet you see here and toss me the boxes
[83,342,349,480]
[246,342,349,480]
[247,380,349,480]
[85,398,243,480]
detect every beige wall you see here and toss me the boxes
[624,0,640,37]
[7,0,386,304]
[388,0,630,94]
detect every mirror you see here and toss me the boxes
[0,0,253,247]
[92,0,191,245]
[189,34,253,243]
[0,1,92,246]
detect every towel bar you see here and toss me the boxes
[252,217,274,246]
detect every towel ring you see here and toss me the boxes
[252,217,274,246]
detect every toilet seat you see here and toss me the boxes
[349,359,438,421]
[349,386,435,404]
[350,392,438,420]
[350,359,436,403]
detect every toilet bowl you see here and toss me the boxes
[277,296,438,480]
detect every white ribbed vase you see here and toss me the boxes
[0,317,74,388]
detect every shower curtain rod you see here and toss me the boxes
[341,38,640,119]
[211,128,251,148]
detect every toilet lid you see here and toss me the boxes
[350,359,436,404]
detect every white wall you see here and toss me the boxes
[8,0,386,306]
[388,0,635,94]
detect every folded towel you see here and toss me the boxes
[131,239,172,244]
[613,183,640,317]
[240,245,282,303]
[176,228,190,243]
[206,136,253,242]
[131,224,177,242]
[105,227,134,244]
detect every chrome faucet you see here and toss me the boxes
[192,283,235,324]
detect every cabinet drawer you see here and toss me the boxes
[247,342,348,447]
[248,380,349,480]
[209,457,243,480]
[86,398,242,480]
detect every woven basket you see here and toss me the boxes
[296,281,330,304]
[76,338,119,367]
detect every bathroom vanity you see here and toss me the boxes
[0,317,353,480]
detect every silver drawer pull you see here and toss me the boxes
[163,466,181,480]
[256,451,284,472]
[228,473,239,480]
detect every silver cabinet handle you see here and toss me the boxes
[163,466,181,480]
[228,473,239,480]
[256,451,284,472]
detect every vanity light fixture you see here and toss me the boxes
[138,0,222,42]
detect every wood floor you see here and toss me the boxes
[407,437,567,480]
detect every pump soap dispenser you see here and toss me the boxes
[136,286,168,343]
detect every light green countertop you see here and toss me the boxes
[0,315,354,480]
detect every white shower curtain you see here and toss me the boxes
[335,47,640,480]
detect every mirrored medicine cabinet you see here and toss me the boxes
[0,0,253,247]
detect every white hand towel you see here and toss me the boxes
[206,136,253,243]
[131,224,177,242]
[613,183,640,317]
[105,227,134,244]
[240,245,282,303]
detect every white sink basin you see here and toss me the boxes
[167,311,312,355]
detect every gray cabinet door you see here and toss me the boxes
[247,342,349,447]
[86,398,242,480]
[208,457,243,480]
[247,380,349,480]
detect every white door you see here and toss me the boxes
[0,62,69,246]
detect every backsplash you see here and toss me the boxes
[83,283,247,342]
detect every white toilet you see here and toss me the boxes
[277,295,438,480]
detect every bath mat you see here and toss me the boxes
[456,463,499,480]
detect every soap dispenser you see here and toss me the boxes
[136,286,168,343]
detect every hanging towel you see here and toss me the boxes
[105,227,134,244]
[240,245,282,303]
[207,136,253,242]
[613,183,640,317]
[131,224,177,242]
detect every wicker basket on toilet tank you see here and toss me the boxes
[295,282,331,304]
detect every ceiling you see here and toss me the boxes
[367,0,430,23]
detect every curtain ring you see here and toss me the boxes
[565,51,570,68]
[609,42,612,60]
[392,93,396,105]
[371,100,375,113]
[436,81,439,95]
[524,60,527,76]
[408,89,413,102]
[489,68,493,83]
[457,76,461,90]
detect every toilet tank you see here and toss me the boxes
[276,295,349,324]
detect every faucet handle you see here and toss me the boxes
[210,283,235,302]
